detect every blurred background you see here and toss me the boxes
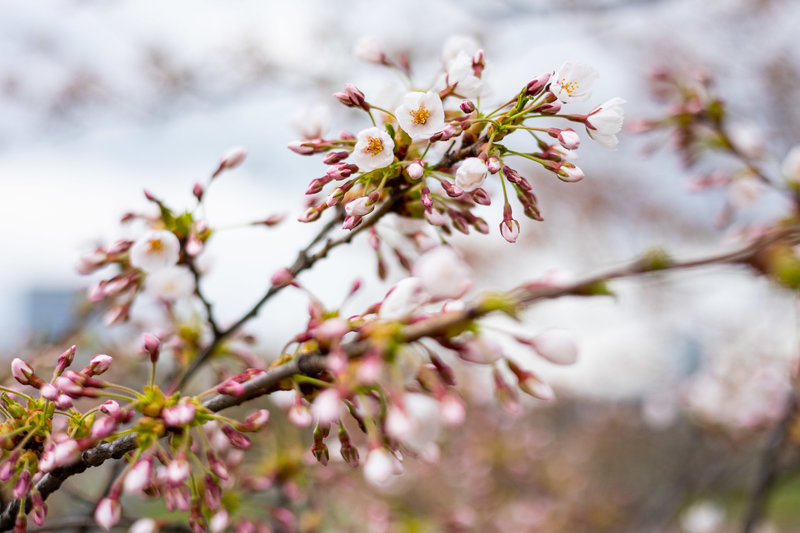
[3,0,800,531]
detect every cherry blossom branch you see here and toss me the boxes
[185,255,221,337]
[173,199,391,389]
[0,355,327,531]
[5,227,798,531]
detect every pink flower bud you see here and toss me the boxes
[288,140,315,155]
[222,424,252,449]
[165,457,190,485]
[487,157,501,174]
[11,358,37,387]
[525,72,552,96]
[124,457,153,494]
[534,101,561,114]
[288,399,313,427]
[210,511,230,533]
[239,409,270,432]
[345,196,374,217]
[333,84,369,111]
[459,99,476,113]
[192,182,204,201]
[529,329,579,365]
[56,344,77,373]
[54,375,82,397]
[439,393,466,426]
[130,519,158,533]
[421,186,433,208]
[84,354,112,376]
[424,209,446,226]
[143,334,161,364]
[314,318,350,340]
[441,181,464,198]
[342,215,362,230]
[55,394,73,409]
[206,452,230,480]
[162,401,196,427]
[327,163,358,180]
[556,163,584,182]
[42,439,81,472]
[213,146,247,177]
[323,150,350,164]
[100,400,120,417]
[40,383,59,401]
[298,206,321,222]
[91,416,118,439]
[217,379,246,397]
[270,267,295,288]
[500,218,520,243]
[94,497,121,531]
[557,128,581,150]
[310,388,344,424]
[13,470,31,499]
[0,453,19,481]
[407,161,425,180]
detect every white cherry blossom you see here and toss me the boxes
[352,127,395,171]
[585,97,626,149]
[130,230,180,273]
[455,157,488,191]
[395,91,445,140]
[551,61,599,103]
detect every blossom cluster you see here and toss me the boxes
[291,35,625,244]
[2,342,270,533]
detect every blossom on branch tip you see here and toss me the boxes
[446,51,484,99]
[454,157,488,192]
[395,91,445,140]
[130,230,180,273]
[551,61,599,103]
[352,127,394,171]
[585,97,626,149]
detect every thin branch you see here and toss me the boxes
[185,255,221,338]
[742,389,798,533]
[173,198,398,390]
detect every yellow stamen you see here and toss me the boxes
[148,239,163,252]
[561,78,579,94]
[363,136,384,157]
[409,104,431,125]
